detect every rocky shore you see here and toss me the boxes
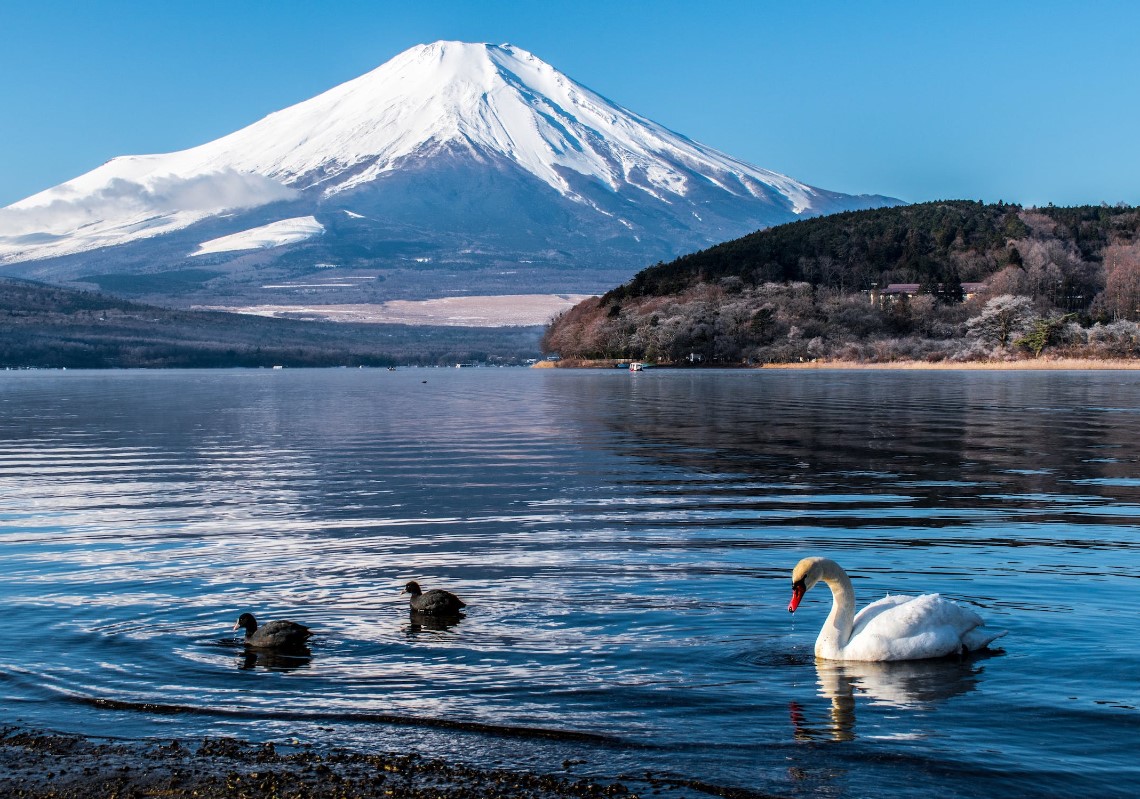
[0,727,779,799]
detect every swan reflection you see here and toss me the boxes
[791,656,989,742]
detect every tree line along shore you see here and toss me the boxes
[541,201,1140,366]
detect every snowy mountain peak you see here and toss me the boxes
[199,38,806,206]
[0,41,901,271]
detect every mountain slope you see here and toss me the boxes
[0,41,902,307]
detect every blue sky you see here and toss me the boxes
[2,0,1138,208]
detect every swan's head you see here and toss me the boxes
[789,557,828,613]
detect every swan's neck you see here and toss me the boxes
[816,563,856,659]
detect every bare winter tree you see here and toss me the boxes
[966,295,1037,348]
[1097,243,1140,321]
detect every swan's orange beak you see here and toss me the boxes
[789,581,806,613]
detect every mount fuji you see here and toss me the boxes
[0,41,902,311]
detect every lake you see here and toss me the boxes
[1,367,1138,798]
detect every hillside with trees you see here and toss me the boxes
[0,278,540,368]
[542,202,1140,364]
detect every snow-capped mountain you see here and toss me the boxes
[0,41,902,305]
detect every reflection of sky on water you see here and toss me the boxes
[1,369,1139,798]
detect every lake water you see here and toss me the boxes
[1,368,1138,798]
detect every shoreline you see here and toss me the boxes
[536,357,1140,371]
[0,726,777,799]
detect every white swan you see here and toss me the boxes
[788,557,1006,661]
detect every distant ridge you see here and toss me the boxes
[0,277,540,368]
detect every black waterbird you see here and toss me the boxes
[401,581,466,614]
[232,612,313,649]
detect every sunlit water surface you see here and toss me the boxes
[1,368,1138,798]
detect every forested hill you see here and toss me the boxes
[543,201,1140,364]
[0,278,539,368]
[609,201,1137,300]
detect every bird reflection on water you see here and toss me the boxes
[238,646,313,672]
[791,654,994,742]
[404,610,465,635]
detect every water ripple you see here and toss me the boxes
[1,369,1139,798]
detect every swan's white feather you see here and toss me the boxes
[838,592,1004,661]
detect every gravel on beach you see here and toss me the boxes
[0,727,781,799]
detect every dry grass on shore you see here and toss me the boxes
[763,358,1140,371]
[532,358,627,369]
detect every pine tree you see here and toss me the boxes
[939,264,965,304]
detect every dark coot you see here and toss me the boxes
[401,581,466,614]
[232,612,313,649]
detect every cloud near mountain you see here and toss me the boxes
[0,170,296,255]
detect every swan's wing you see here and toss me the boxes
[858,594,983,637]
[851,595,915,638]
[845,594,995,661]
